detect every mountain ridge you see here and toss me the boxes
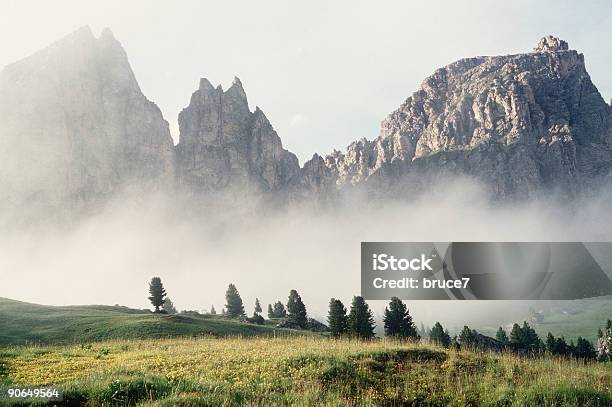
[1,28,611,209]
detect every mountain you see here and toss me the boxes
[176,77,300,193]
[0,26,175,209]
[2,29,611,209]
[302,35,612,199]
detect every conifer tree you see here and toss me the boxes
[383,297,419,340]
[267,304,274,318]
[148,277,167,313]
[509,322,541,352]
[210,305,216,315]
[546,332,555,352]
[575,337,596,359]
[459,326,478,348]
[347,296,376,339]
[254,298,262,315]
[496,327,509,346]
[287,290,308,328]
[429,322,451,347]
[327,298,348,338]
[509,323,522,349]
[273,301,287,318]
[225,284,245,318]
[162,297,177,314]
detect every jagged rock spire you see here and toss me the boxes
[533,35,569,52]
[176,78,299,193]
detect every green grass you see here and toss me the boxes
[0,298,300,345]
[478,298,612,343]
[0,337,609,406]
[529,299,612,342]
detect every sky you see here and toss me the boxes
[0,0,611,163]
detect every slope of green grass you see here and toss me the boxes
[531,299,612,342]
[478,298,612,343]
[0,298,298,345]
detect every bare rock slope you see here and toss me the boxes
[302,36,612,199]
[2,30,611,209]
[0,26,175,208]
[176,78,300,193]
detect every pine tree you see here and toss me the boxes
[496,327,509,346]
[429,322,451,347]
[225,284,245,318]
[459,326,477,348]
[273,301,287,318]
[509,321,540,352]
[546,332,556,353]
[522,321,540,351]
[555,336,569,355]
[348,296,376,339]
[148,277,167,313]
[286,290,308,328]
[509,323,522,350]
[575,337,596,359]
[327,298,348,338]
[254,298,262,315]
[383,297,419,340]
[162,297,177,314]
[210,305,217,315]
[267,304,274,319]
[598,328,604,338]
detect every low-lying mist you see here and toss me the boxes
[1,177,611,332]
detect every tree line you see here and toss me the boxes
[147,277,609,360]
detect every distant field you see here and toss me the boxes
[0,298,301,345]
[0,337,610,406]
[477,298,612,343]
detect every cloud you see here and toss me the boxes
[1,178,611,330]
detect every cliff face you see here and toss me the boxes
[175,78,300,193]
[0,26,175,208]
[302,36,612,199]
[2,30,611,210]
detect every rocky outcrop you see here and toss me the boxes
[0,26,175,208]
[3,30,611,209]
[303,36,612,199]
[176,78,300,193]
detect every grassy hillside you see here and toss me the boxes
[478,298,612,343]
[529,299,612,342]
[0,298,298,345]
[0,337,609,406]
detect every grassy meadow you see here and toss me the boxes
[0,298,296,345]
[0,336,610,406]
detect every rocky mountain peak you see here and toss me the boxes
[0,27,175,208]
[3,29,611,210]
[533,35,569,52]
[176,78,299,193]
[301,36,612,199]
[99,26,116,40]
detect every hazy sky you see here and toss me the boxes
[1,0,611,163]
